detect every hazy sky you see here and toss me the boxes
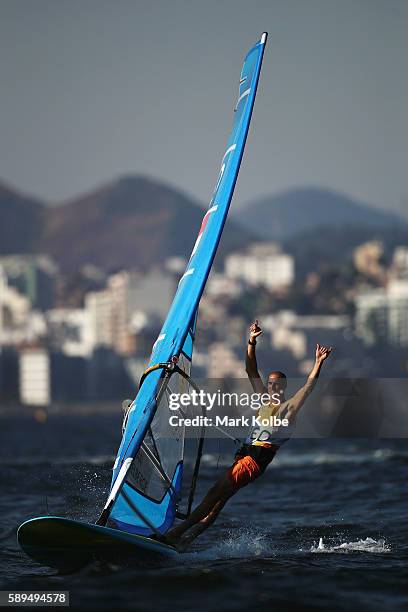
[1,0,407,213]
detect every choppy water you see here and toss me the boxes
[1,412,408,610]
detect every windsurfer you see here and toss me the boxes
[165,320,332,549]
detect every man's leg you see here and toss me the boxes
[166,471,235,542]
[178,495,230,547]
[166,454,262,547]
[178,454,263,546]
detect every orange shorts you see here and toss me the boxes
[227,455,262,490]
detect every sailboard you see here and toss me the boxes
[18,32,268,571]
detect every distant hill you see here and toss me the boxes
[233,188,405,240]
[0,176,255,274]
[42,176,257,273]
[2,179,406,277]
[0,182,44,254]
[285,223,408,277]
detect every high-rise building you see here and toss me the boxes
[85,270,175,355]
[225,243,294,290]
[262,311,351,360]
[0,267,30,343]
[355,281,408,347]
[46,309,94,357]
[391,246,408,280]
[0,255,58,310]
[208,342,246,378]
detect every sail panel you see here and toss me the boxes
[108,467,182,535]
[108,325,197,535]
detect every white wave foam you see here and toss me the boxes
[310,536,390,554]
[213,527,272,558]
[179,527,273,563]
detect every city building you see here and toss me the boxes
[19,349,51,406]
[0,267,31,344]
[206,273,244,298]
[85,270,175,356]
[0,347,19,402]
[46,308,94,357]
[225,243,294,291]
[0,266,30,327]
[391,246,408,280]
[353,241,386,283]
[355,280,408,347]
[261,311,352,360]
[18,346,132,405]
[208,342,246,378]
[0,255,58,310]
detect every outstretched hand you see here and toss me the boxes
[249,319,263,340]
[315,343,332,362]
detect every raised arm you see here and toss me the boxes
[245,320,267,394]
[286,343,332,421]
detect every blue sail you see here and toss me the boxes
[105,33,268,536]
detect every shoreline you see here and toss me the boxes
[0,401,122,417]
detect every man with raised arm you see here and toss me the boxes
[165,320,332,549]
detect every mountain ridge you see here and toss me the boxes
[0,175,256,273]
[233,187,405,240]
[1,178,406,276]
